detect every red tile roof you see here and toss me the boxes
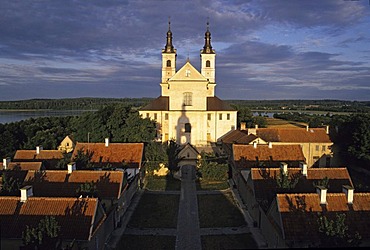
[276,193,370,242]
[23,170,125,199]
[220,130,258,144]
[233,144,305,168]
[140,96,169,111]
[207,96,236,111]
[255,127,332,143]
[72,142,144,168]
[250,167,353,211]
[14,150,64,161]
[0,197,104,241]
[0,162,42,171]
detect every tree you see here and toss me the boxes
[313,177,330,189]
[22,216,61,249]
[72,148,94,169]
[76,181,97,197]
[317,213,361,247]
[0,173,22,195]
[276,169,300,189]
[347,114,370,163]
[144,141,167,175]
[237,106,253,128]
[166,140,183,173]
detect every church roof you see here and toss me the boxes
[207,96,236,111]
[140,96,169,111]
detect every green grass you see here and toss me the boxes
[115,235,176,250]
[201,234,258,250]
[145,175,181,191]
[128,192,179,228]
[198,192,246,228]
[196,179,229,190]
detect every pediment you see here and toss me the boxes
[169,61,207,82]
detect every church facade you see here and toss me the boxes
[139,22,237,147]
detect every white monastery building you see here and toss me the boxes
[139,22,237,147]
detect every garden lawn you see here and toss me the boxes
[115,235,176,250]
[198,192,245,228]
[201,234,258,250]
[128,192,179,228]
[145,175,181,191]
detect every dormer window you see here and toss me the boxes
[183,92,192,106]
[166,60,171,67]
[206,60,211,67]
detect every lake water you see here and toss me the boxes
[0,110,91,124]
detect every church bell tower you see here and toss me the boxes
[200,21,216,83]
[161,20,177,83]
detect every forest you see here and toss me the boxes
[0,98,369,113]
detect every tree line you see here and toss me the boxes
[0,104,156,158]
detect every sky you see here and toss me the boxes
[0,0,369,101]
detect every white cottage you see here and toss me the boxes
[140,22,237,147]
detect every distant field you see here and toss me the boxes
[265,117,307,128]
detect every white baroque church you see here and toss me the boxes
[139,22,237,147]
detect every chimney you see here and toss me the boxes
[300,162,307,176]
[20,185,33,202]
[3,157,10,169]
[105,138,109,147]
[67,162,76,174]
[306,125,309,132]
[240,122,246,131]
[36,146,43,154]
[280,162,288,175]
[268,142,272,148]
[255,124,258,129]
[342,185,354,204]
[253,141,257,148]
[325,125,329,134]
[316,186,327,204]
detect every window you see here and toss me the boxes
[166,60,171,67]
[165,113,169,120]
[183,92,192,106]
[185,123,191,133]
[219,114,222,120]
[66,143,69,147]
[315,145,319,151]
[227,113,230,120]
[154,113,157,120]
[322,145,326,151]
[146,113,150,118]
[206,60,211,67]
[207,114,211,120]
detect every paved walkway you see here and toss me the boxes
[175,165,202,250]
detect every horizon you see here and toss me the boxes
[1,0,370,101]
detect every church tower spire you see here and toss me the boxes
[161,18,177,84]
[200,19,216,84]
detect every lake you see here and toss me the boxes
[0,110,92,124]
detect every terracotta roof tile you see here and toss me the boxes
[0,162,42,171]
[23,170,125,199]
[276,193,370,242]
[250,168,353,211]
[0,197,104,240]
[220,130,257,144]
[140,96,169,111]
[72,142,144,168]
[254,128,332,143]
[14,150,64,161]
[233,144,305,168]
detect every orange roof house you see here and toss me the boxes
[72,141,144,169]
[22,170,126,200]
[249,167,354,211]
[268,192,370,247]
[1,161,43,171]
[232,144,306,169]
[0,196,106,249]
[13,146,64,169]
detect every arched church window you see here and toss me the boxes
[206,60,211,67]
[185,123,191,133]
[167,60,171,67]
[183,92,192,106]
